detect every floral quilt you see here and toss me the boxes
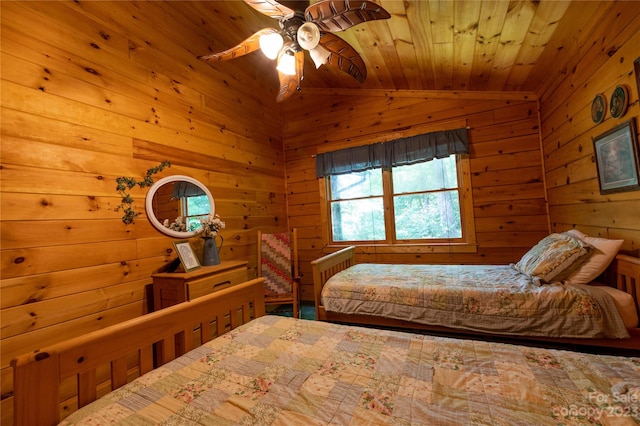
[321,264,629,338]
[61,316,639,425]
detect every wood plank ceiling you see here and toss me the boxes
[172,0,606,97]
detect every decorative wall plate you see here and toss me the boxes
[591,93,606,124]
[610,85,629,118]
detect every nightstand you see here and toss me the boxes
[151,260,249,311]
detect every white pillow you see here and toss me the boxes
[562,229,623,285]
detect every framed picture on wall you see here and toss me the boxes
[173,240,201,272]
[593,118,640,194]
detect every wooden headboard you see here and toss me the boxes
[11,278,266,426]
[311,246,356,320]
[608,254,640,318]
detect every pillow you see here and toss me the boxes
[561,229,623,285]
[514,233,591,285]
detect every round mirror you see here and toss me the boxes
[145,175,215,238]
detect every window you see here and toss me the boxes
[330,168,385,241]
[393,156,461,240]
[325,155,475,249]
[316,127,475,251]
[183,195,210,231]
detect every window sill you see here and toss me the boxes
[323,243,478,254]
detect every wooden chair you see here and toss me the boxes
[257,229,300,318]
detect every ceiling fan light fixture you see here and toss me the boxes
[310,45,331,68]
[259,32,284,60]
[276,51,297,75]
[297,22,321,50]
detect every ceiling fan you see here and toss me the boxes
[198,0,391,103]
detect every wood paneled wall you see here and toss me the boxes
[282,90,548,299]
[281,1,640,300]
[2,1,639,425]
[0,2,286,423]
[537,3,640,254]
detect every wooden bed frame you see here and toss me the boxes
[9,264,638,426]
[312,247,640,351]
[11,278,266,426]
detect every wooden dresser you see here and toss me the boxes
[151,260,249,311]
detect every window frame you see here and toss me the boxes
[180,195,210,232]
[320,154,477,254]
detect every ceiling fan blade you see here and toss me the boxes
[318,32,366,83]
[198,28,278,62]
[276,50,304,103]
[276,72,297,103]
[243,0,296,20]
[305,0,391,32]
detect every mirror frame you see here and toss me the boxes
[145,175,215,238]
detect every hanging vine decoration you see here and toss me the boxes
[115,161,171,224]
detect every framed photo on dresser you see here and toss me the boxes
[593,118,640,194]
[173,240,201,272]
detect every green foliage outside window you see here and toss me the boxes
[328,156,462,243]
[185,195,210,230]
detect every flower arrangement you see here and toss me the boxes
[199,213,225,238]
[163,216,187,232]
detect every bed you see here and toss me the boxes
[312,232,640,350]
[11,278,640,425]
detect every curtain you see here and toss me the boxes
[315,127,468,178]
[314,142,385,177]
[172,181,206,198]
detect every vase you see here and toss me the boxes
[202,235,223,266]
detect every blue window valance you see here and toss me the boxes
[315,127,469,178]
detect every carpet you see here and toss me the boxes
[268,302,316,320]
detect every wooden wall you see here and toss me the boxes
[281,0,640,300]
[2,1,639,424]
[536,2,640,254]
[0,2,287,423]
[282,91,548,299]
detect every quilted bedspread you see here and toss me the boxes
[321,264,629,339]
[61,316,639,425]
